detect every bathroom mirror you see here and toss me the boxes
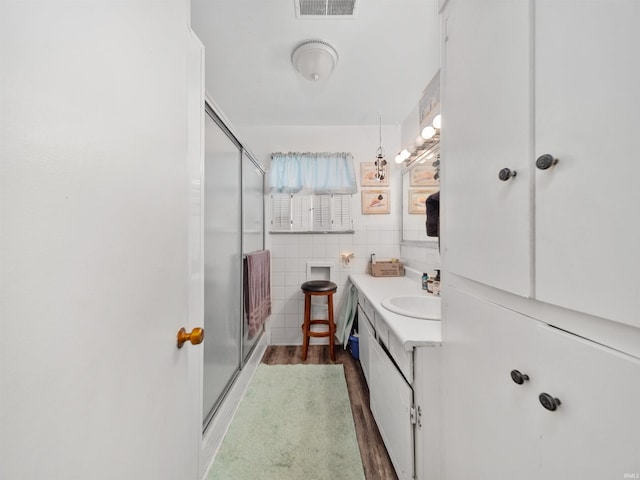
[401,155,440,244]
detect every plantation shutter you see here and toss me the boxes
[271,194,291,230]
[312,195,332,231]
[291,195,312,231]
[270,193,353,233]
[332,194,353,230]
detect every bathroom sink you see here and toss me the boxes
[380,295,441,320]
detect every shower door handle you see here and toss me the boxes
[177,327,205,348]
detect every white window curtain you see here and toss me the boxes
[269,152,357,194]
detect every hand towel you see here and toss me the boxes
[244,250,271,340]
[426,191,440,237]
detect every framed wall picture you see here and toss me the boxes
[410,164,439,187]
[408,188,439,214]
[361,190,390,214]
[360,162,389,187]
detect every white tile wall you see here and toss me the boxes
[268,226,401,346]
[400,243,441,276]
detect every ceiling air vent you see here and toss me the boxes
[296,0,358,18]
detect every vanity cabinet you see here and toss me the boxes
[369,331,415,480]
[354,279,442,480]
[358,297,415,480]
[442,0,640,329]
[444,287,640,479]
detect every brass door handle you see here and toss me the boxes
[177,327,204,348]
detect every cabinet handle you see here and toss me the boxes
[498,168,517,181]
[510,369,529,385]
[536,154,559,170]
[539,393,562,411]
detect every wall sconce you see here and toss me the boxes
[341,253,355,267]
[291,39,339,81]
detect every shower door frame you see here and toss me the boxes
[201,100,266,432]
[202,102,242,431]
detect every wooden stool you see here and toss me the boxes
[301,280,338,361]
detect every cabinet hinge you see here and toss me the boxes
[410,405,422,427]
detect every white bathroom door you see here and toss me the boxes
[0,3,202,479]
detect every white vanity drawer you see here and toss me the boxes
[375,311,389,348]
[388,330,413,384]
[359,294,376,331]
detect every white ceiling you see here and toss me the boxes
[191,0,441,127]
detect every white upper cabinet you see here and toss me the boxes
[443,0,640,329]
[442,0,532,298]
[534,0,640,328]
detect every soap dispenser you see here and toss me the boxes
[422,272,429,290]
[433,269,441,295]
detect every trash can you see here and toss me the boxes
[348,334,359,361]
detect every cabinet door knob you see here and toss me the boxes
[510,369,530,385]
[499,168,517,181]
[536,154,559,170]
[539,392,562,411]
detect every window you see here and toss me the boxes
[270,193,353,233]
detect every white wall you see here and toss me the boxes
[239,125,404,345]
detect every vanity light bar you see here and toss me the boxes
[404,143,440,169]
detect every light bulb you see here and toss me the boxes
[421,126,436,140]
[415,135,425,147]
[395,154,404,164]
[432,114,442,129]
[400,149,410,160]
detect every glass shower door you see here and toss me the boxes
[202,105,241,428]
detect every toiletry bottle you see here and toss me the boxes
[433,269,441,295]
[422,272,429,290]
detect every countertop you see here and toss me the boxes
[349,273,442,350]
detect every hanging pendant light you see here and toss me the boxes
[374,112,387,181]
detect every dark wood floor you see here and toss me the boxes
[261,345,399,480]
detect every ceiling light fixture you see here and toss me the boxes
[291,39,339,81]
[374,112,387,181]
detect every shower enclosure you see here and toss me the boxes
[202,103,265,430]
